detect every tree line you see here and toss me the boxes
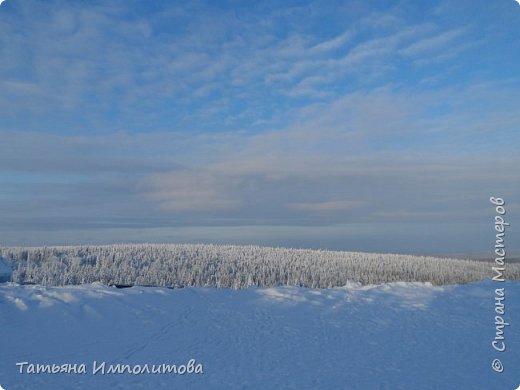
[1,243,518,288]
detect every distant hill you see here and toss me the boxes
[1,243,519,288]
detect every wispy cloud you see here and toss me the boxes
[308,30,354,54]
[399,29,464,56]
[147,169,241,211]
[1,0,519,253]
[0,1,484,133]
[290,200,365,212]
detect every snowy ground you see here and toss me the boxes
[1,280,519,389]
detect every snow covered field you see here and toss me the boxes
[1,280,519,389]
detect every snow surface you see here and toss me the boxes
[1,280,519,389]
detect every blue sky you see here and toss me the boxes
[0,0,519,255]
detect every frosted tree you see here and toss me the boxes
[1,243,519,288]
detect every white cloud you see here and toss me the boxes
[1,0,519,252]
[290,200,365,212]
[400,29,464,56]
[308,30,354,54]
[147,169,241,211]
